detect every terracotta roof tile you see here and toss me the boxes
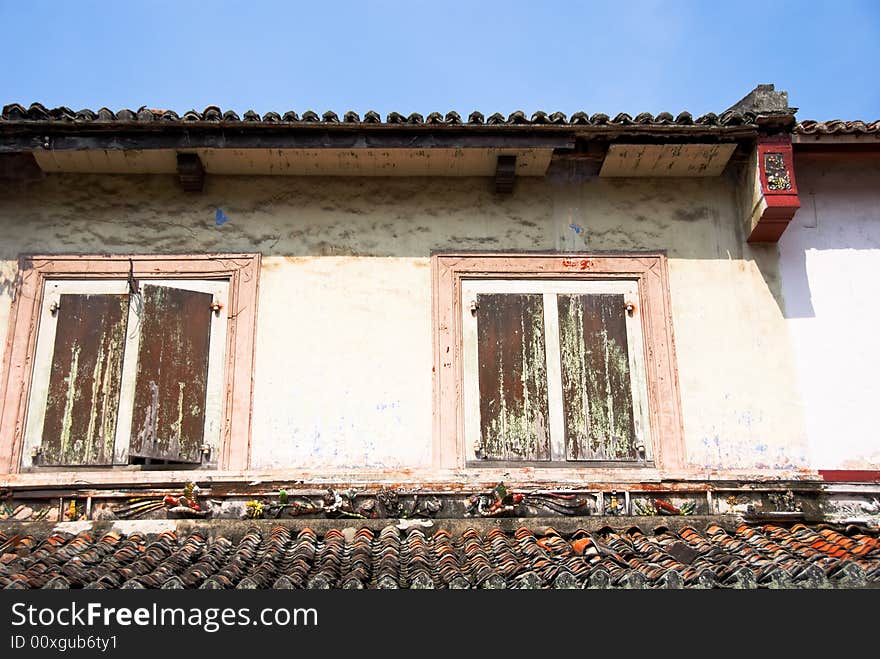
[0,102,760,130]
[795,119,880,136]
[1,522,877,589]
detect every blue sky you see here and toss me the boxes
[1,1,878,120]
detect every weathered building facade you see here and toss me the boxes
[0,86,878,589]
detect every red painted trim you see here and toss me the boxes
[819,469,880,483]
[747,135,801,243]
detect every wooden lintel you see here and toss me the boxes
[0,129,576,153]
[176,152,204,192]
[495,155,517,193]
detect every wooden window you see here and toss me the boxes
[462,279,651,465]
[433,253,684,471]
[0,254,260,474]
[20,279,228,468]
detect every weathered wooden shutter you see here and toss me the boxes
[476,293,551,460]
[557,293,637,460]
[40,293,129,465]
[129,285,213,463]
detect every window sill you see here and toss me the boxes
[465,460,655,469]
[0,466,829,491]
[0,466,669,490]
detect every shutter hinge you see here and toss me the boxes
[473,439,486,460]
[469,299,479,315]
[31,446,43,464]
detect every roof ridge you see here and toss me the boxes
[0,102,761,129]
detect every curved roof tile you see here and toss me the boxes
[1,102,765,129]
[795,119,880,135]
[0,522,876,589]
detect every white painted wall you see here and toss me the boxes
[779,156,880,470]
[0,171,810,475]
[250,257,433,469]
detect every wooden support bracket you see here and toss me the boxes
[495,155,516,194]
[176,152,205,192]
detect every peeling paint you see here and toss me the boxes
[130,285,211,463]
[41,294,129,465]
[58,343,80,460]
[476,293,550,461]
[558,294,635,460]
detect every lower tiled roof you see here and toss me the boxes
[795,119,880,136]
[1,522,878,589]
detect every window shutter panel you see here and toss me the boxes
[129,285,213,463]
[476,293,550,460]
[558,293,637,460]
[40,293,129,465]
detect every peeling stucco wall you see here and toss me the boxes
[779,156,880,470]
[0,171,808,474]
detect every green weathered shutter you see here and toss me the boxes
[129,285,213,463]
[557,293,637,461]
[40,293,129,465]
[476,293,551,461]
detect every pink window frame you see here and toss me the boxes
[431,252,685,471]
[0,253,260,474]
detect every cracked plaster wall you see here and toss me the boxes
[0,172,807,473]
